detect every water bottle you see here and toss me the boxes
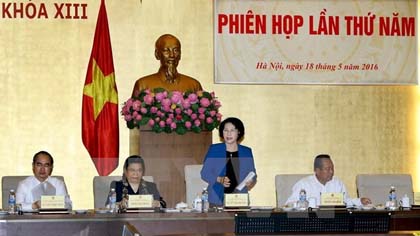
[388,186,397,209]
[8,189,16,214]
[193,194,202,212]
[297,189,308,209]
[201,188,209,212]
[108,188,117,213]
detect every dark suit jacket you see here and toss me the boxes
[109,180,166,208]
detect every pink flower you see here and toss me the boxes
[185,121,192,129]
[214,100,222,108]
[132,100,141,111]
[210,91,215,98]
[168,114,174,119]
[140,107,148,114]
[162,105,171,112]
[170,122,177,129]
[125,99,134,108]
[210,110,216,117]
[166,118,173,125]
[155,117,160,122]
[124,115,132,121]
[194,119,201,127]
[175,108,182,115]
[136,114,142,121]
[171,91,183,104]
[162,98,171,108]
[148,119,155,126]
[132,111,139,117]
[188,93,198,104]
[159,121,165,128]
[191,113,198,120]
[200,98,210,108]
[185,109,193,116]
[121,105,130,115]
[181,99,191,109]
[159,111,166,118]
[155,92,166,101]
[198,107,205,114]
[143,94,154,105]
[150,107,158,113]
[206,117,213,124]
[199,114,205,120]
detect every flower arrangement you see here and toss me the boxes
[121,88,222,135]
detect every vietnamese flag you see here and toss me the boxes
[82,0,119,176]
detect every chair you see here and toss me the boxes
[356,174,414,205]
[184,164,208,207]
[93,175,154,209]
[274,174,310,207]
[1,175,65,209]
[122,222,142,236]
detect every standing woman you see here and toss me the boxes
[110,155,166,208]
[201,117,257,207]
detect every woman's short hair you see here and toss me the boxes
[218,117,245,141]
[124,155,145,173]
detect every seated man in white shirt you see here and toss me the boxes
[286,154,371,207]
[16,151,71,211]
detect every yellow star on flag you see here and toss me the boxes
[83,59,118,120]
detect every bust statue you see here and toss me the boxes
[132,34,203,96]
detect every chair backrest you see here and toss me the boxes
[275,174,310,207]
[356,174,414,205]
[1,175,65,209]
[184,164,208,207]
[122,222,142,236]
[93,175,154,209]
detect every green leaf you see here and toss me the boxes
[176,126,187,135]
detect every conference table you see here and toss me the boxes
[0,208,419,236]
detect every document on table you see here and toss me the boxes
[235,171,256,191]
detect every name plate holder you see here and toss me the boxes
[319,192,346,210]
[41,195,65,209]
[414,192,420,205]
[128,194,153,208]
[412,192,420,209]
[125,194,156,213]
[224,193,250,211]
[39,195,69,214]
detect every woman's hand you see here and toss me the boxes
[217,176,231,187]
[245,179,256,191]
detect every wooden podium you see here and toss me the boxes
[130,128,212,208]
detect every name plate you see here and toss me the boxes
[414,192,420,205]
[320,192,344,206]
[224,193,249,208]
[41,195,65,209]
[128,194,153,208]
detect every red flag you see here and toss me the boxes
[82,0,119,176]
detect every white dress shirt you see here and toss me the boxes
[286,174,361,207]
[16,176,71,211]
